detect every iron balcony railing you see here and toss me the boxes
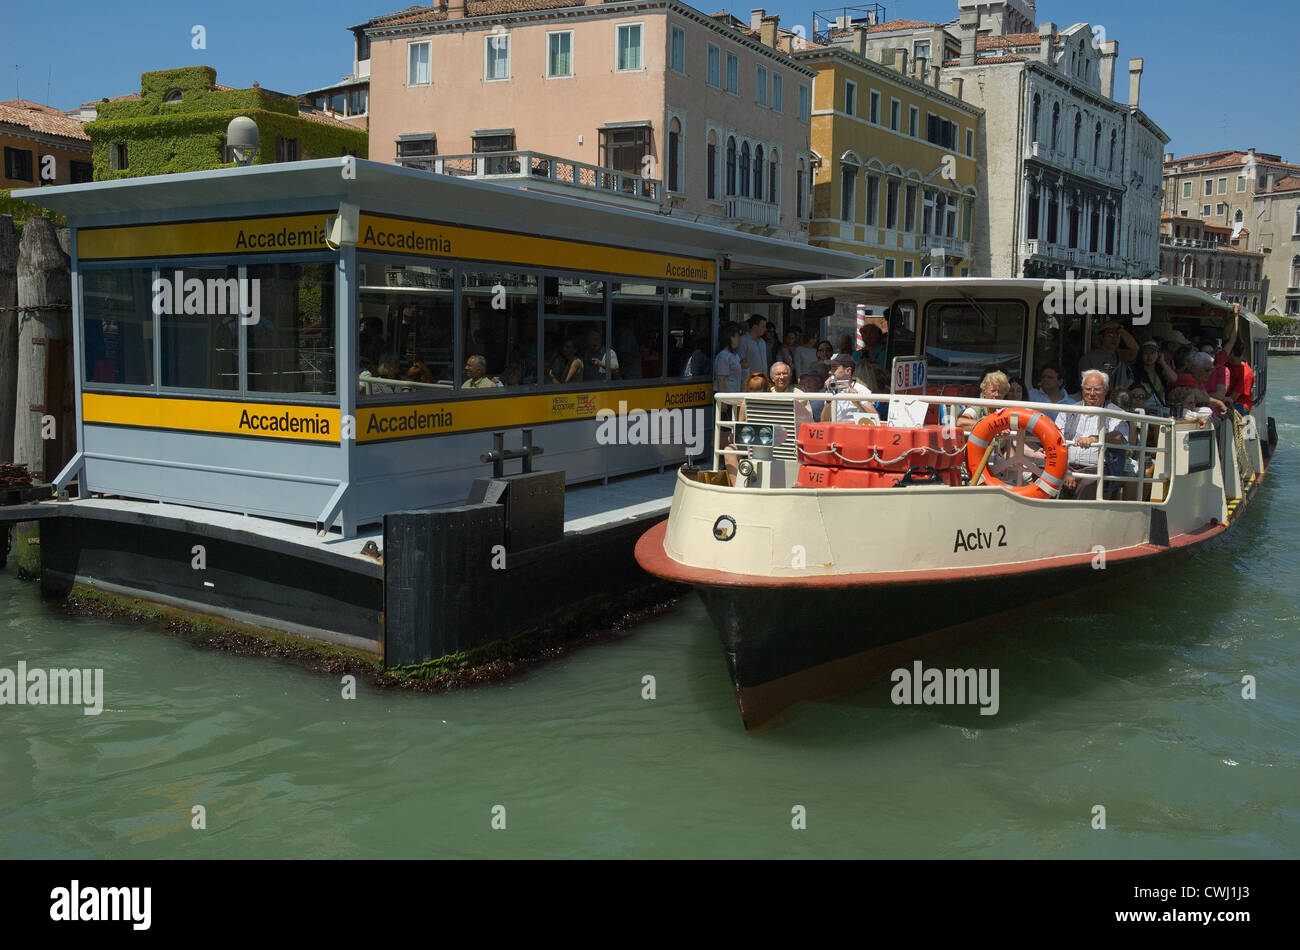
[423,151,660,202]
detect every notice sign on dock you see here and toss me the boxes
[892,358,927,393]
[887,357,928,428]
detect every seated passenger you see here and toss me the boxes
[1028,364,1075,405]
[462,354,500,389]
[1007,376,1028,402]
[795,363,828,424]
[957,371,1010,434]
[820,354,878,423]
[1167,386,1211,427]
[1054,369,1129,500]
[769,362,795,393]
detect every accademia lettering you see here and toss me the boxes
[238,409,332,435]
[366,407,454,435]
[234,225,327,249]
[362,225,452,253]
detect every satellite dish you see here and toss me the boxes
[226,116,260,166]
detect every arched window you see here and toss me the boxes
[1031,94,1041,143]
[753,145,764,201]
[1291,255,1300,288]
[706,130,719,200]
[667,117,682,193]
[1108,130,1116,171]
[1078,39,1086,78]
[1294,207,1300,234]
[1093,122,1101,165]
[1234,209,1244,224]
[768,148,779,205]
[163,89,183,104]
[1072,112,1082,159]
[797,156,806,218]
[739,141,751,197]
[725,136,736,196]
[1051,103,1060,150]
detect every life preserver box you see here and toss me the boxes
[797,423,964,472]
[964,407,1067,499]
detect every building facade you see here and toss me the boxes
[299,24,372,131]
[1159,215,1263,312]
[363,1,815,241]
[1,99,92,189]
[1254,175,1300,316]
[85,67,367,180]
[797,36,982,276]
[1162,149,1300,244]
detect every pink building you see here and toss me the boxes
[363,1,815,242]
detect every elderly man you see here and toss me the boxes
[1079,320,1138,393]
[462,354,499,389]
[1054,369,1128,499]
[769,361,796,393]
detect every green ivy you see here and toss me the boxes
[1261,314,1298,336]
[96,66,299,121]
[0,189,67,234]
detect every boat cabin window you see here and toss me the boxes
[357,260,456,396]
[884,300,917,366]
[922,299,1025,386]
[1032,303,1085,394]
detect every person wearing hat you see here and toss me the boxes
[821,353,878,423]
[796,361,829,422]
[1079,320,1138,393]
[1161,329,1190,367]
[1131,339,1175,408]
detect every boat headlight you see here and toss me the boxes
[757,426,773,446]
[738,424,756,444]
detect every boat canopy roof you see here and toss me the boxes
[765,277,1266,331]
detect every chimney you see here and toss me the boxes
[750,8,764,31]
[949,77,964,98]
[446,0,465,18]
[1098,40,1118,99]
[760,15,779,48]
[853,25,869,57]
[1128,57,1143,107]
[959,10,979,66]
[894,47,909,75]
[1038,22,1056,69]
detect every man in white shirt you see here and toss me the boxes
[737,315,768,375]
[1028,364,1076,405]
[1054,369,1128,499]
[821,353,878,423]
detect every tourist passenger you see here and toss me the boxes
[548,339,583,384]
[1028,365,1075,405]
[957,371,1010,434]
[796,362,828,423]
[816,340,835,364]
[1079,320,1138,393]
[776,329,799,368]
[584,329,620,381]
[1130,340,1175,407]
[1167,386,1208,425]
[462,354,499,389]
[792,328,820,378]
[745,372,771,393]
[1225,346,1255,414]
[856,324,886,367]
[833,332,855,360]
[737,315,768,374]
[769,362,795,393]
[1007,376,1028,402]
[1055,369,1129,500]
[715,323,744,394]
[821,353,877,423]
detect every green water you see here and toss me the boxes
[3,363,1299,859]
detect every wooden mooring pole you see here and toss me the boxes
[13,217,69,482]
[0,215,17,467]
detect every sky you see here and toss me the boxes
[1,0,1297,161]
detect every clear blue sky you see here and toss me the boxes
[2,0,1297,160]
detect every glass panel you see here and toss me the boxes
[159,265,240,390]
[357,259,456,398]
[611,282,664,380]
[81,267,155,386]
[462,271,538,387]
[245,261,336,395]
[922,300,1025,385]
[668,287,712,377]
[1032,304,1086,394]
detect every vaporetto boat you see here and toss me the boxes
[635,278,1277,728]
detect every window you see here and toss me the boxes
[798,84,810,121]
[707,132,717,200]
[156,264,241,391]
[923,300,1025,384]
[667,118,682,193]
[865,173,879,225]
[726,136,736,195]
[547,31,573,78]
[753,145,763,200]
[707,44,720,86]
[869,90,880,124]
[1291,255,1300,287]
[962,197,973,242]
[163,89,183,104]
[275,135,300,162]
[599,125,650,177]
[768,149,778,205]
[1237,175,1247,192]
[1071,112,1081,159]
[756,66,768,106]
[610,282,663,380]
[357,260,457,395]
[772,74,783,112]
[71,161,93,183]
[349,88,367,114]
[796,157,806,218]
[110,144,128,171]
[1217,177,1227,194]
[332,93,346,114]
[668,286,712,378]
[3,147,33,182]
[914,40,930,61]
[840,165,856,222]
[739,141,750,196]
[670,25,685,73]
[904,183,917,232]
[965,129,973,157]
[1108,131,1115,171]
[1031,95,1040,142]
[844,81,857,116]
[485,34,510,80]
[1216,202,1227,215]
[246,261,337,395]
[1093,122,1101,164]
[884,259,896,278]
[396,134,436,170]
[1182,181,1192,198]
[1203,205,1211,216]
[357,33,371,62]
[617,24,643,71]
[909,106,919,137]
[408,41,431,86]
[925,113,957,150]
[466,271,538,385]
[1295,207,1300,235]
[1051,103,1059,150]
[886,179,899,229]
[1204,179,1213,196]
[726,52,739,93]
[890,99,900,131]
[81,267,155,386]
[903,260,914,277]
[1026,185,1039,240]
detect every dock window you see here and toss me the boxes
[357,260,456,398]
[81,267,155,387]
[245,261,336,395]
[922,300,1025,385]
[611,282,664,380]
[543,276,604,384]
[463,271,538,386]
[668,287,712,377]
[159,265,240,391]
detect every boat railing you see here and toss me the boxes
[711,391,1192,503]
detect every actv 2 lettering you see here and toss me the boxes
[953,524,1007,553]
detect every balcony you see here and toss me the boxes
[725,194,782,228]
[1166,276,1262,293]
[917,233,971,262]
[425,151,660,207]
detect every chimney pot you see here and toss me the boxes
[895,47,909,75]
[1098,39,1118,99]
[760,15,779,49]
[1128,57,1144,107]
[959,10,979,67]
[750,8,764,31]
[446,0,465,19]
[1038,22,1056,70]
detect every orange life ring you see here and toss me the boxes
[964,407,1067,498]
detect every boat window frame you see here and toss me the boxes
[884,298,919,367]
[1185,427,1215,474]
[920,297,1029,387]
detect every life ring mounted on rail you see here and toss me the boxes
[965,408,1067,499]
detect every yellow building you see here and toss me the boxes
[795,42,982,277]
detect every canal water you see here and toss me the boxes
[3,362,1299,859]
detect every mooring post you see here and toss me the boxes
[13,217,69,481]
[0,215,18,466]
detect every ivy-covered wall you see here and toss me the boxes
[87,66,367,180]
[0,190,67,234]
